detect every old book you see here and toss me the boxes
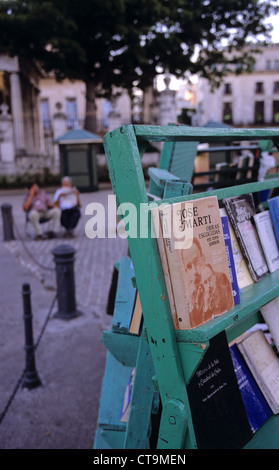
[187,331,252,449]
[220,207,254,289]
[253,210,279,273]
[230,344,272,433]
[224,194,269,282]
[129,291,143,335]
[237,329,279,414]
[260,296,279,352]
[220,211,240,304]
[268,196,279,248]
[154,196,234,330]
[151,207,179,329]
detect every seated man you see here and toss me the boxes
[53,176,81,237]
[23,182,61,240]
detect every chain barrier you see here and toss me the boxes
[12,216,55,272]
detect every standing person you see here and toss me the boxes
[53,176,81,237]
[23,182,61,240]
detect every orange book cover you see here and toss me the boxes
[155,196,234,330]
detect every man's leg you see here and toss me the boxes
[45,207,61,234]
[29,210,44,236]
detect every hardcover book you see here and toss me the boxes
[230,344,272,433]
[268,196,279,248]
[253,210,279,273]
[187,331,252,449]
[224,194,269,282]
[237,329,279,414]
[153,196,234,330]
[260,296,279,352]
[220,207,254,289]
[220,212,241,304]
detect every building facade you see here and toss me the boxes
[196,43,279,128]
[0,55,46,178]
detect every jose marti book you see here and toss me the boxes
[152,195,234,330]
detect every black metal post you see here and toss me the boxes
[1,203,15,241]
[52,244,81,320]
[22,284,42,390]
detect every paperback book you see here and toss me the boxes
[230,344,272,433]
[268,196,279,248]
[220,212,240,304]
[260,296,279,352]
[220,207,254,289]
[253,210,279,273]
[224,193,268,282]
[152,196,234,330]
[237,329,279,414]
[187,331,252,449]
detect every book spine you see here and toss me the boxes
[221,215,241,304]
[269,198,279,248]
[224,199,259,282]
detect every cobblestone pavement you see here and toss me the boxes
[0,185,128,449]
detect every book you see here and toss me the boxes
[230,344,272,433]
[153,196,234,330]
[224,194,269,282]
[268,196,279,248]
[237,329,279,414]
[260,296,279,352]
[120,368,135,422]
[220,212,240,304]
[151,207,179,329]
[253,210,279,273]
[220,207,254,289]
[129,291,143,335]
[187,331,252,449]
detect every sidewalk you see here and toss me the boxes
[0,187,128,449]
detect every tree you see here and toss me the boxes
[0,0,278,132]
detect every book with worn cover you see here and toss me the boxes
[268,196,279,248]
[151,207,179,329]
[237,329,279,414]
[253,210,279,273]
[224,194,268,282]
[230,344,272,433]
[260,296,279,352]
[220,212,240,304]
[220,207,254,289]
[153,196,234,330]
[187,331,252,449]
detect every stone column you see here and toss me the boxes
[9,71,25,153]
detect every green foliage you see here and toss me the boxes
[0,0,278,129]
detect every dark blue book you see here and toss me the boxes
[230,343,272,433]
[268,196,279,249]
[221,214,241,304]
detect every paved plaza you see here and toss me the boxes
[0,185,128,449]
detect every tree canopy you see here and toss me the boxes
[0,0,278,131]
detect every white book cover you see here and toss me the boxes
[261,296,279,352]
[253,210,279,273]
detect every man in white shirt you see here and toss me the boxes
[53,176,81,236]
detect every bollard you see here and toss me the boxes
[21,284,42,390]
[1,203,15,241]
[52,244,82,320]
